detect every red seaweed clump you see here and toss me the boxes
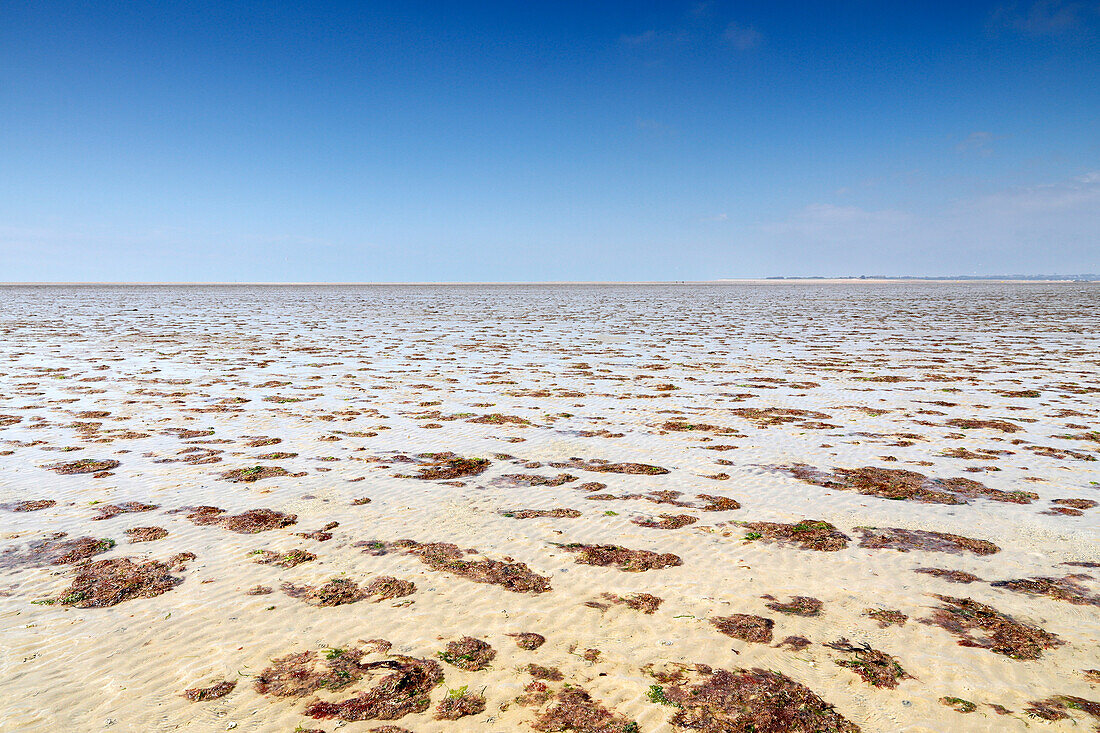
[915,568,982,583]
[824,639,911,688]
[529,686,638,733]
[712,614,775,643]
[741,519,850,551]
[125,526,168,543]
[663,666,861,732]
[632,513,698,529]
[389,540,551,593]
[55,557,184,607]
[855,527,999,555]
[991,576,1100,607]
[921,595,1063,660]
[501,508,582,519]
[780,465,1036,504]
[304,656,443,722]
[762,594,823,616]
[508,632,546,650]
[43,459,120,475]
[219,465,290,483]
[184,680,236,702]
[864,609,908,627]
[438,636,496,671]
[188,506,297,533]
[253,548,316,568]
[282,577,370,606]
[435,689,487,720]
[558,542,682,572]
[5,499,56,512]
[550,457,670,475]
[92,501,158,520]
[398,453,491,480]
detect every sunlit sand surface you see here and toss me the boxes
[0,283,1097,732]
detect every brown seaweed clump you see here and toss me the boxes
[939,696,977,714]
[589,592,663,614]
[1025,696,1100,728]
[863,609,908,627]
[435,689,487,720]
[663,666,861,733]
[762,595,823,617]
[855,527,999,555]
[304,656,444,722]
[529,686,638,733]
[781,465,1036,504]
[391,541,552,593]
[824,639,911,688]
[363,576,416,601]
[742,519,850,552]
[0,534,115,570]
[632,513,698,529]
[253,548,316,568]
[945,418,1022,433]
[184,680,236,702]
[43,459,120,475]
[550,457,671,475]
[508,632,546,650]
[188,506,297,533]
[698,494,741,511]
[402,453,491,480]
[558,543,682,572]
[712,614,775,644]
[991,576,1100,607]
[125,526,168,543]
[92,501,158,520]
[56,557,183,607]
[501,508,582,519]
[914,568,982,583]
[6,499,56,512]
[219,465,290,482]
[283,578,371,606]
[493,473,577,487]
[438,636,495,671]
[921,595,1063,660]
[255,648,373,697]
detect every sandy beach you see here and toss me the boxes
[0,282,1097,733]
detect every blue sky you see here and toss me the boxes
[2,1,1098,281]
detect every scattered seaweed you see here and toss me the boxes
[92,501,158,520]
[188,506,297,533]
[253,548,316,568]
[5,499,56,512]
[920,594,1063,660]
[388,541,551,593]
[219,465,289,482]
[558,543,682,572]
[762,594,823,616]
[43,459,120,475]
[530,686,638,733]
[991,576,1100,607]
[780,465,1036,504]
[438,636,495,671]
[632,513,698,529]
[863,609,908,627]
[825,639,911,688]
[855,527,999,555]
[283,577,371,606]
[55,557,183,607]
[711,614,774,643]
[304,656,443,721]
[663,666,860,732]
[508,632,546,650]
[125,526,168,543]
[184,680,236,702]
[741,519,849,551]
[550,457,670,475]
[501,508,582,519]
[915,568,982,583]
[940,696,977,713]
[435,688,487,720]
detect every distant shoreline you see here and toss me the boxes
[0,278,1096,286]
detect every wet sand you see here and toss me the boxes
[0,283,1097,732]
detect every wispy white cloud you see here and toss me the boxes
[989,0,1099,36]
[723,21,763,50]
[955,131,1006,156]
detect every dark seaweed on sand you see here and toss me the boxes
[920,594,1063,660]
[438,636,495,670]
[741,519,850,551]
[558,542,682,572]
[55,556,185,607]
[711,614,775,643]
[855,527,999,555]
[825,639,912,688]
[304,656,444,722]
[389,540,552,593]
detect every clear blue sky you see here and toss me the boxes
[2,1,1098,281]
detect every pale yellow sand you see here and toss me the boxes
[0,283,1097,732]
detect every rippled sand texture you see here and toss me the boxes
[1,283,1098,733]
